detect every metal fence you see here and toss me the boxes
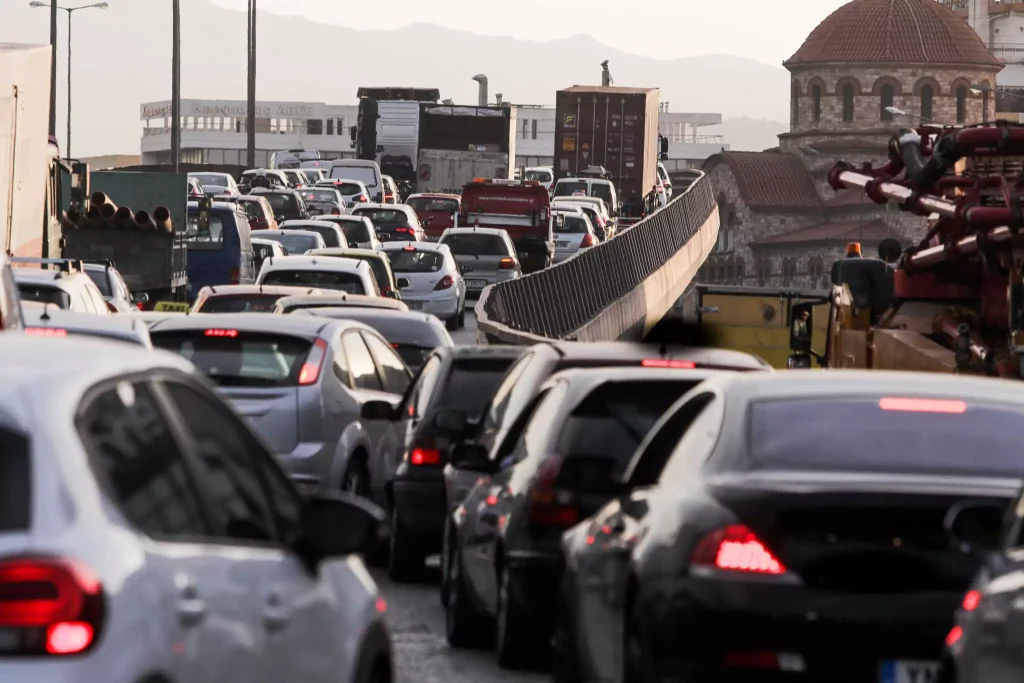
[481,172,715,339]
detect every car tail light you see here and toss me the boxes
[946,626,963,647]
[580,234,595,248]
[395,227,413,235]
[385,194,394,201]
[962,590,982,611]
[25,328,68,337]
[641,359,696,369]
[0,556,105,656]
[879,397,967,414]
[299,338,328,385]
[410,448,441,466]
[204,329,238,337]
[435,275,454,291]
[230,267,240,285]
[357,195,368,202]
[691,525,787,575]
[528,456,578,527]
[499,257,516,270]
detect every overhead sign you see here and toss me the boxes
[564,114,576,128]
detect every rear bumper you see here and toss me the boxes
[393,477,447,540]
[506,550,562,626]
[403,292,460,318]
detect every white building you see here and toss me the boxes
[140,98,729,169]
[940,0,1024,114]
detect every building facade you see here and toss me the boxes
[940,0,1024,115]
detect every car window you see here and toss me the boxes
[161,381,279,544]
[196,294,285,313]
[408,197,459,213]
[355,209,412,227]
[261,269,366,294]
[385,249,444,273]
[441,234,509,256]
[409,356,443,418]
[78,379,208,539]
[342,331,383,391]
[554,181,589,197]
[0,427,30,532]
[494,387,555,464]
[330,166,379,188]
[556,215,589,235]
[19,283,71,308]
[151,330,313,387]
[285,225,340,248]
[657,395,725,486]
[362,331,411,395]
[85,269,112,296]
[184,213,227,250]
[333,220,373,244]
[437,358,518,415]
[591,183,614,206]
[262,232,321,254]
[240,200,266,219]
[333,183,366,196]
[624,392,714,488]
[485,353,532,430]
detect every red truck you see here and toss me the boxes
[455,179,554,273]
[406,192,461,241]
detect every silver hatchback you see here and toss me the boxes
[438,227,522,296]
[552,208,598,263]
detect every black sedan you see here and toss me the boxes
[555,370,1024,683]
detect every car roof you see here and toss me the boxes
[552,206,585,214]
[250,238,285,247]
[408,193,460,200]
[295,308,449,341]
[148,311,346,338]
[442,227,508,237]
[446,345,526,361]
[259,255,368,272]
[307,248,384,260]
[279,220,342,229]
[539,341,772,371]
[251,188,297,195]
[24,312,153,347]
[255,229,322,238]
[197,284,327,297]
[544,366,721,394]
[317,215,371,223]
[189,171,230,177]
[278,293,407,310]
[330,159,378,168]
[381,240,450,254]
[238,194,271,202]
[13,269,82,288]
[354,203,413,212]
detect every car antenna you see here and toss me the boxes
[40,302,51,321]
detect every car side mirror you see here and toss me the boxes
[131,292,150,305]
[300,492,385,560]
[449,442,495,473]
[384,290,400,300]
[945,500,1005,553]
[361,400,395,421]
[434,408,468,434]
[458,264,472,275]
[397,277,410,289]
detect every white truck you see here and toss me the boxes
[0,43,62,259]
[375,100,420,187]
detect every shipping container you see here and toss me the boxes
[375,101,421,184]
[416,149,510,195]
[553,85,659,206]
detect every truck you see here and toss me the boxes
[553,85,659,225]
[456,178,553,273]
[352,88,440,186]
[1,43,63,259]
[416,104,516,194]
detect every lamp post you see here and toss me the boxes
[171,0,180,172]
[246,0,256,168]
[29,1,108,160]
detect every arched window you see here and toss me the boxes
[791,82,800,127]
[812,85,822,123]
[921,85,934,121]
[842,84,855,122]
[781,258,797,286]
[956,86,968,123]
[880,84,894,122]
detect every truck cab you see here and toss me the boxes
[456,179,554,273]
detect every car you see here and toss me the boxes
[251,229,327,255]
[256,254,380,296]
[552,177,618,218]
[302,168,327,184]
[406,193,461,241]
[443,366,725,667]
[291,307,453,373]
[329,160,385,203]
[317,179,372,210]
[279,219,349,249]
[275,293,408,315]
[655,173,669,208]
[187,176,207,199]
[241,168,291,192]
[523,166,554,192]
[237,194,280,231]
[551,207,598,263]
[299,187,347,217]
[307,248,407,299]
[23,306,153,347]
[553,370,1024,683]
[12,260,111,315]
[359,345,525,581]
[280,169,308,189]
[82,261,144,312]
[0,252,24,330]
[437,227,521,296]
[657,161,674,199]
[126,310,189,328]
[381,175,400,204]
[188,171,241,199]
[314,215,382,251]
[190,284,329,313]
[0,333,390,683]
[149,312,412,498]
[380,242,466,331]
[251,237,288,272]
[251,188,311,222]
[352,204,425,242]
[552,197,614,241]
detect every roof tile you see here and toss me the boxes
[752,219,900,245]
[720,152,822,209]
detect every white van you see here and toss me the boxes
[523,166,554,192]
[329,159,384,203]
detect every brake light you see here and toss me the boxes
[25,328,68,337]
[580,234,595,248]
[298,338,328,385]
[691,525,786,575]
[946,626,963,647]
[879,397,967,414]
[385,194,394,200]
[435,275,454,291]
[962,590,982,611]
[528,456,578,527]
[395,227,413,234]
[410,448,441,466]
[641,359,696,369]
[204,329,238,337]
[403,245,417,252]
[357,195,368,202]
[0,556,105,656]
[230,267,240,285]
[499,257,516,270]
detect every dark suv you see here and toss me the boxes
[252,188,310,223]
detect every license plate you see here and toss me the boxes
[467,279,488,288]
[154,301,190,312]
[879,660,939,683]
[406,301,424,310]
[555,241,570,247]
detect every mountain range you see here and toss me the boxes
[3,0,791,155]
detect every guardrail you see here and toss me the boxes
[475,171,718,343]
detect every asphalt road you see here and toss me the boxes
[451,300,482,345]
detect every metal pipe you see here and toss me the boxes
[246,0,256,169]
[49,0,57,137]
[831,169,957,217]
[472,75,488,107]
[171,0,180,172]
[152,205,173,233]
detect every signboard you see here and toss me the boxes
[581,142,591,160]
[562,137,577,152]
[154,301,190,312]
[563,114,576,128]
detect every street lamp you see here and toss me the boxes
[885,106,946,126]
[29,1,109,160]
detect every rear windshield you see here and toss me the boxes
[261,269,367,294]
[386,249,444,273]
[184,213,228,250]
[748,398,1024,477]
[0,428,31,532]
[85,269,112,296]
[336,220,372,244]
[302,189,339,204]
[196,294,285,313]
[192,174,229,188]
[554,181,589,197]
[441,234,508,256]
[332,183,365,196]
[339,312,448,348]
[239,200,267,220]
[438,359,517,413]
[284,225,340,248]
[408,197,458,214]
[18,284,71,308]
[557,215,589,235]
[557,380,700,477]
[355,209,411,227]
[525,170,552,182]
[591,184,613,206]
[261,193,301,216]
[330,167,379,188]
[264,233,320,254]
[151,331,313,387]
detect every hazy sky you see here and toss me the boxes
[210,0,850,66]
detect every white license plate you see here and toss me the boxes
[466,279,488,288]
[879,660,939,683]
[406,301,424,310]
[555,241,570,247]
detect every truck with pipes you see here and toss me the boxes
[553,85,660,227]
[1,43,64,260]
[415,104,516,194]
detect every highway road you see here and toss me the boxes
[452,301,482,345]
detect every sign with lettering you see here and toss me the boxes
[563,114,576,128]
[141,100,328,121]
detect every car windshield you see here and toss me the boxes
[408,197,458,213]
[386,249,444,273]
[556,215,589,235]
[192,174,228,187]
[355,209,411,227]
[441,233,508,256]
[330,167,378,188]
[184,213,227,250]
[747,397,1024,477]
[554,181,589,197]
[284,224,340,248]
[84,269,112,296]
[336,220,372,244]
[343,257,390,290]
[261,269,367,294]
[0,427,30,532]
[17,284,70,308]
[438,359,517,413]
[303,189,338,204]
[263,233,320,254]
[151,331,313,387]
[525,170,551,182]
[196,294,287,313]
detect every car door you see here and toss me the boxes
[341,330,396,504]
[377,354,443,492]
[76,376,258,683]
[362,330,413,486]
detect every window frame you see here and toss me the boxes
[361,329,412,396]
[842,84,855,122]
[340,330,385,392]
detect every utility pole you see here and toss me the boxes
[171,0,180,172]
[49,0,58,136]
[246,0,256,168]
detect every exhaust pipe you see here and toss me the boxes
[115,206,136,230]
[133,209,157,232]
[152,206,173,233]
[472,74,488,107]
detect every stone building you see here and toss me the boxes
[699,0,1002,290]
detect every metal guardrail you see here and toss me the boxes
[477,171,715,341]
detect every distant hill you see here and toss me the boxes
[707,117,789,152]
[1,0,791,156]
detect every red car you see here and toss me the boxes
[406,193,461,241]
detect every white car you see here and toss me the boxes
[0,333,392,683]
[316,215,382,251]
[328,160,384,203]
[278,219,350,249]
[188,171,241,198]
[257,254,380,296]
[13,264,111,314]
[657,162,674,199]
[381,241,466,331]
[318,179,373,210]
[523,166,554,192]
[252,229,327,255]
[83,261,143,312]
[552,197,615,240]
[552,207,597,263]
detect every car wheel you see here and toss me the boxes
[445,544,489,649]
[551,591,580,683]
[342,459,370,498]
[457,302,466,328]
[494,565,536,669]
[445,313,459,331]
[388,506,425,582]
[440,522,453,607]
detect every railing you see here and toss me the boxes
[477,171,715,341]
